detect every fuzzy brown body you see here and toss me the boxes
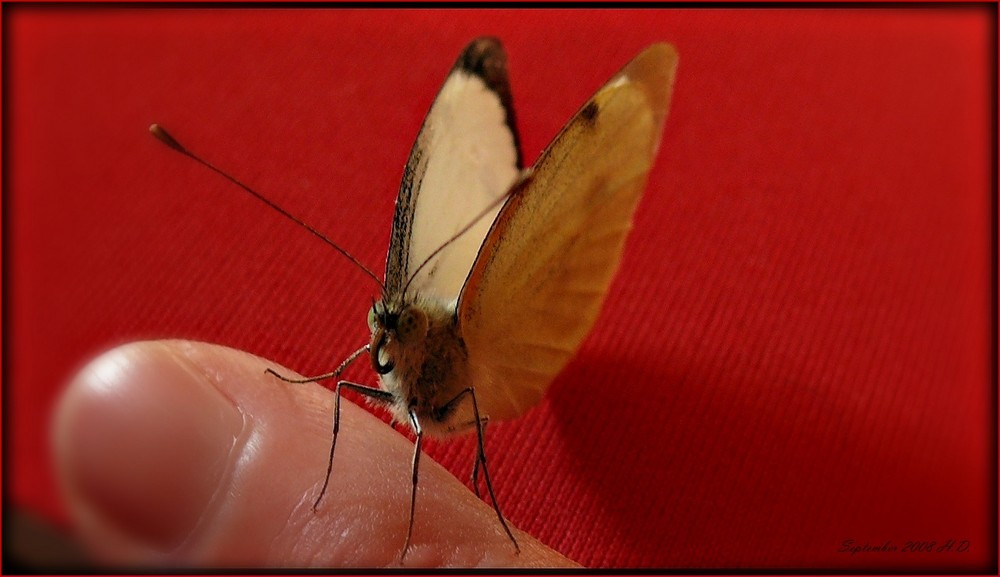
[369,295,477,437]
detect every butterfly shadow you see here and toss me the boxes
[538,349,702,562]
[541,346,810,566]
[540,340,907,568]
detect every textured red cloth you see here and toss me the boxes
[8,8,994,570]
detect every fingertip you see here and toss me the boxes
[53,340,578,568]
[53,341,247,563]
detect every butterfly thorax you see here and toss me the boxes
[369,295,473,436]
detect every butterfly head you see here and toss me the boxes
[368,298,429,375]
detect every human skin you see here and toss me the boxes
[52,340,579,568]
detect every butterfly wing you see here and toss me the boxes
[385,38,522,304]
[457,43,679,420]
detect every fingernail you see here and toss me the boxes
[54,341,245,554]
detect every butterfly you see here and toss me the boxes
[152,37,678,562]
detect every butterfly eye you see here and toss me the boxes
[368,305,379,332]
[396,307,428,344]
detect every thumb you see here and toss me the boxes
[52,340,577,568]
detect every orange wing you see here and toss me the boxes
[457,43,679,420]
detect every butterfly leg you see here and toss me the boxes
[437,388,519,554]
[438,411,490,497]
[313,380,395,511]
[468,418,489,498]
[401,408,424,561]
[435,396,489,496]
[265,344,369,384]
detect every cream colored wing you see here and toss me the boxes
[457,43,679,421]
[385,38,522,304]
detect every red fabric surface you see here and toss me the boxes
[7,8,994,569]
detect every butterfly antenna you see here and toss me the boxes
[149,124,385,292]
[401,180,519,300]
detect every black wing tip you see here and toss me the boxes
[456,37,505,78]
[454,37,523,169]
